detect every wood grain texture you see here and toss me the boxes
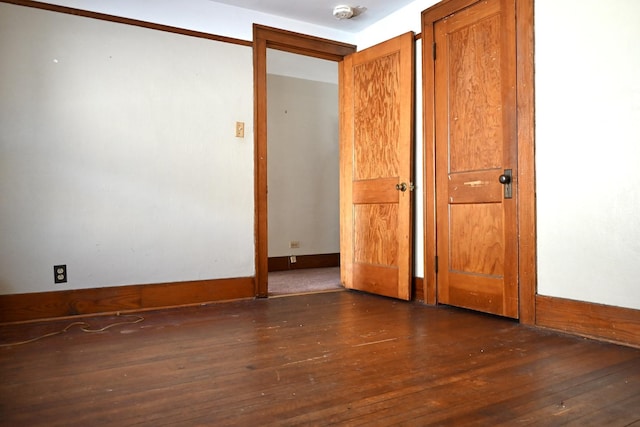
[339,58,354,290]
[446,270,506,315]
[515,0,536,325]
[352,178,399,204]
[448,169,503,204]
[421,0,539,325]
[449,203,504,276]
[430,0,518,319]
[351,264,399,299]
[413,277,424,302]
[254,28,269,297]
[498,0,519,320]
[341,32,414,301]
[448,283,503,315]
[421,7,438,306]
[0,277,254,323]
[536,295,640,348]
[354,204,398,266]
[253,25,356,297]
[253,25,356,61]
[1,291,638,425]
[448,10,503,173]
[353,51,400,181]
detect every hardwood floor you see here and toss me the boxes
[1,291,639,426]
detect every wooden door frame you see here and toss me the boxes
[253,25,356,297]
[421,0,536,323]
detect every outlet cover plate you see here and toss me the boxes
[54,264,67,283]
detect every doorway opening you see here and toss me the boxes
[253,25,356,297]
[265,49,341,296]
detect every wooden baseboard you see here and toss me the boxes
[268,253,340,272]
[0,277,255,324]
[536,295,640,348]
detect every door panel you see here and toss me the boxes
[433,0,518,317]
[340,32,415,301]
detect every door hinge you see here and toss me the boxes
[434,255,438,274]
[432,42,436,60]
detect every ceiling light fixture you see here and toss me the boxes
[333,5,354,20]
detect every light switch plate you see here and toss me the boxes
[235,121,245,138]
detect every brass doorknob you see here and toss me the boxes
[396,182,407,192]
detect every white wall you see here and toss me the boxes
[535,0,640,309]
[42,0,356,44]
[267,49,339,85]
[355,0,438,50]
[0,3,254,294]
[267,73,340,257]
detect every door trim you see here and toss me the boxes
[421,0,535,323]
[253,25,356,297]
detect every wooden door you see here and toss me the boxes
[340,32,415,300]
[429,0,518,317]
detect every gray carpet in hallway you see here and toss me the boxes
[268,267,342,295]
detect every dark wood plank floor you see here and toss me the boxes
[1,291,639,426]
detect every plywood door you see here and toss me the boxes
[432,0,518,317]
[340,32,415,300]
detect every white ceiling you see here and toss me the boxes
[209,0,418,33]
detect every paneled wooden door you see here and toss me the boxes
[340,32,415,300]
[426,0,519,317]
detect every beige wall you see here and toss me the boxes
[0,3,254,294]
[267,73,340,258]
